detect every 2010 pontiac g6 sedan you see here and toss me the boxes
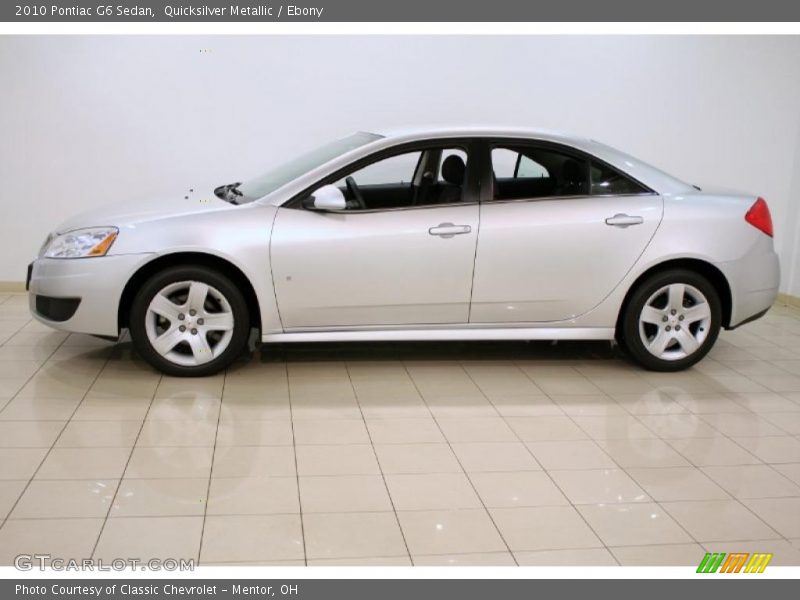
[28,127,780,376]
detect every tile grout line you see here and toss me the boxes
[462,362,623,565]
[196,370,228,566]
[657,383,800,451]
[88,364,163,559]
[9,437,793,452]
[402,360,520,566]
[0,324,68,412]
[694,432,798,546]
[602,376,793,547]
[520,360,797,548]
[285,361,308,567]
[519,364,724,558]
[343,358,414,566]
[5,495,798,516]
[0,299,54,351]
[0,332,90,532]
[690,386,800,495]
[625,362,800,543]
[527,372,727,554]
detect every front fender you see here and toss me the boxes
[110,203,282,334]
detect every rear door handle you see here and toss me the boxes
[429,223,472,238]
[605,214,644,228]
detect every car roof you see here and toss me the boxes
[373,125,588,145]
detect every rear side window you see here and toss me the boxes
[516,156,548,179]
[591,161,650,195]
[491,148,519,179]
[491,146,588,200]
[490,145,650,201]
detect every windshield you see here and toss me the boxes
[234,132,382,203]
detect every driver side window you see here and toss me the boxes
[324,147,469,211]
[336,152,421,187]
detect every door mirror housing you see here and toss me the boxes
[304,185,347,211]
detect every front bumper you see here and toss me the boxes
[28,253,155,337]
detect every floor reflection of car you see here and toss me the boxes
[28,127,780,376]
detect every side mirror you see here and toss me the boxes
[303,184,346,211]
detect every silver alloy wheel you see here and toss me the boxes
[638,283,712,361]
[144,280,235,367]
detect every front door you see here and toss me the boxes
[270,145,480,329]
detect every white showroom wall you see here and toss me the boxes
[784,119,800,295]
[1,35,799,292]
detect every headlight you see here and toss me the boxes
[44,227,119,259]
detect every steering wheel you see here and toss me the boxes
[345,176,366,210]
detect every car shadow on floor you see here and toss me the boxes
[78,336,630,373]
[243,339,624,364]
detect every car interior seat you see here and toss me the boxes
[436,154,466,204]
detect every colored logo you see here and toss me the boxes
[697,552,773,573]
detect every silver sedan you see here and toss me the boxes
[27,127,780,376]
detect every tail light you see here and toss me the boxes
[745,197,773,237]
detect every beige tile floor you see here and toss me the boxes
[0,292,800,566]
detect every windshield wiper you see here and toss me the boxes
[214,182,244,203]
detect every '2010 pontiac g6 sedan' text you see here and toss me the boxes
[28,127,780,376]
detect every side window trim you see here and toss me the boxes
[282,139,480,211]
[483,192,658,207]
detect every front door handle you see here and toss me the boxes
[429,223,472,238]
[605,214,644,228]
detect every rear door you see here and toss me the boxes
[470,141,663,323]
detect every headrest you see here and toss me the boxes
[441,155,466,185]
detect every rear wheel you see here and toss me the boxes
[129,266,250,376]
[621,269,721,371]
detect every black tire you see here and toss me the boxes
[621,269,721,372]
[129,265,251,377]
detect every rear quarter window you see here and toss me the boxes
[590,162,650,195]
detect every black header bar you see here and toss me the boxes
[3,0,800,22]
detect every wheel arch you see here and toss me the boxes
[118,252,262,332]
[616,258,733,335]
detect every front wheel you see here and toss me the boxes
[129,266,251,376]
[620,269,721,372]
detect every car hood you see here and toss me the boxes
[54,193,235,233]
